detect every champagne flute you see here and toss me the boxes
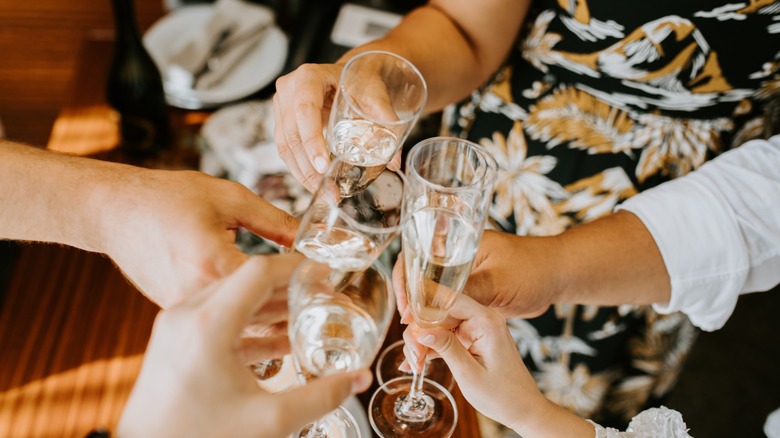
[374,340,454,391]
[294,156,404,284]
[327,50,427,197]
[289,259,396,438]
[369,137,497,437]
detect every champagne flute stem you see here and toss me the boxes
[409,359,428,398]
[394,357,435,422]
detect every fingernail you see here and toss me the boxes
[401,309,412,325]
[419,334,435,346]
[313,156,328,173]
[351,370,372,393]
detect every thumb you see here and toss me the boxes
[268,369,372,434]
[417,328,479,378]
[237,191,301,248]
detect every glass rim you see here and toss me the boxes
[288,258,396,333]
[305,157,407,236]
[368,375,458,438]
[405,136,498,193]
[339,50,428,126]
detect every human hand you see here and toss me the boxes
[411,294,593,437]
[118,255,373,438]
[273,63,342,192]
[95,168,299,308]
[394,230,560,324]
[273,58,405,193]
[464,230,561,317]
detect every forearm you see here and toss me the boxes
[511,398,596,438]
[554,210,671,306]
[0,140,128,253]
[337,1,530,112]
[470,219,668,318]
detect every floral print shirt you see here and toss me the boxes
[445,0,780,428]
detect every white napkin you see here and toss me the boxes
[167,0,274,91]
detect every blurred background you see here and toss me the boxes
[0,1,778,436]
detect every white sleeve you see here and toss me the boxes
[617,135,780,331]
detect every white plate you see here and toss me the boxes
[143,5,288,108]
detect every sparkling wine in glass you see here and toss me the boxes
[289,259,395,438]
[403,206,479,328]
[369,137,497,438]
[326,51,426,197]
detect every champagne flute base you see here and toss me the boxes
[295,406,360,438]
[369,376,457,438]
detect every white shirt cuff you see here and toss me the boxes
[617,174,749,332]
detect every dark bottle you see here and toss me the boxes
[107,0,171,153]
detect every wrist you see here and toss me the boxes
[86,162,145,256]
[544,233,570,305]
[511,234,567,311]
[511,396,595,438]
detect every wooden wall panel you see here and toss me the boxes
[0,0,164,145]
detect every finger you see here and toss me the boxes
[234,191,301,248]
[387,150,402,171]
[417,327,482,382]
[240,335,290,365]
[279,106,320,192]
[243,324,288,345]
[440,293,491,323]
[392,256,411,323]
[294,100,329,176]
[280,68,336,193]
[265,369,372,435]
[274,93,307,188]
[207,254,300,340]
[402,326,427,373]
[248,295,289,328]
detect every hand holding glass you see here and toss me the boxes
[327,50,426,197]
[289,259,395,437]
[370,137,497,437]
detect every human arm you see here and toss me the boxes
[117,255,372,438]
[0,140,299,307]
[409,294,693,437]
[394,210,666,325]
[273,0,531,190]
[396,136,780,331]
[477,136,780,328]
[407,294,596,437]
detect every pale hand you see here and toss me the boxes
[96,168,299,308]
[411,294,594,438]
[118,255,373,438]
[273,62,402,192]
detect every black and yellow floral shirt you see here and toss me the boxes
[445,0,780,428]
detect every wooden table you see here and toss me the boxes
[0,36,481,437]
